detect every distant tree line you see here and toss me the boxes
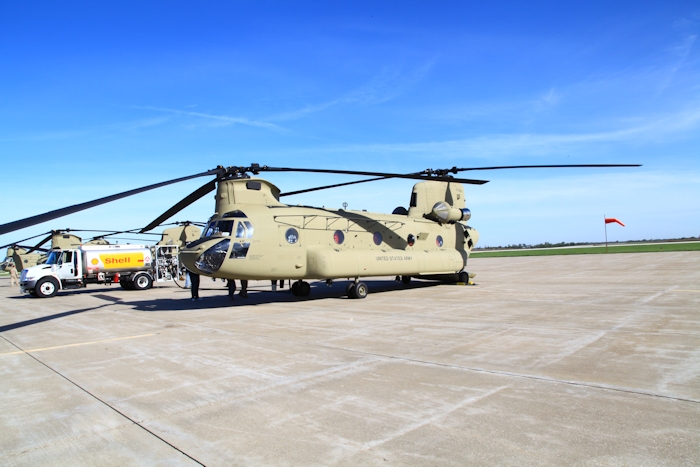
[475,236,700,250]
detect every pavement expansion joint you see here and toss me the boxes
[148,320,700,406]
[0,334,206,467]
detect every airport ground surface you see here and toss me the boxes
[1,252,699,466]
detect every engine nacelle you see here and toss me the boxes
[431,202,471,224]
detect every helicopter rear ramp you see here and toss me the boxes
[0,251,698,465]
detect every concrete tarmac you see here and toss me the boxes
[1,252,699,466]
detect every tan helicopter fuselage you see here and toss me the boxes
[179,178,479,282]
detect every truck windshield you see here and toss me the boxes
[45,251,61,265]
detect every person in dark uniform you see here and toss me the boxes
[190,272,200,300]
[239,280,248,298]
[227,279,236,300]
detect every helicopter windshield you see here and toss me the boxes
[202,220,235,238]
[201,211,251,239]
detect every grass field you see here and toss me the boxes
[470,242,700,258]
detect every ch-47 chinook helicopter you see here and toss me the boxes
[0,163,639,299]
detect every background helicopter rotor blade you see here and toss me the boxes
[25,234,54,254]
[140,180,217,233]
[0,231,52,250]
[9,244,50,253]
[0,168,222,236]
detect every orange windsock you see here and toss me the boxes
[605,218,625,226]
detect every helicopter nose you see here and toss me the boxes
[180,238,230,275]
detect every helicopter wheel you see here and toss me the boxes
[291,281,311,297]
[401,275,411,285]
[345,282,356,297]
[458,271,469,284]
[351,282,368,299]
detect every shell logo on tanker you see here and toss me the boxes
[97,253,147,269]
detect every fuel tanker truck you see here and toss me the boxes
[19,244,180,298]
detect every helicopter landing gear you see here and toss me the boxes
[291,280,311,297]
[346,280,368,299]
[458,271,469,284]
[401,275,411,285]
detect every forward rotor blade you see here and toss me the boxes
[0,169,221,236]
[260,166,489,185]
[140,180,217,233]
[281,177,390,197]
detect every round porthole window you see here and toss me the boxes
[373,232,383,245]
[333,230,345,244]
[285,228,299,244]
[436,235,443,247]
[407,234,415,246]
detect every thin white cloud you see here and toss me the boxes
[270,61,435,122]
[657,34,697,94]
[280,106,700,160]
[137,106,287,131]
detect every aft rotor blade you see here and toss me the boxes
[451,164,642,172]
[260,166,489,185]
[0,169,221,236]
[140,180,217,233]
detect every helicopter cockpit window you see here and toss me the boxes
[203,220,235,238]
[244,221,254,238]
[235,222,246,238]
[234,221,255,239]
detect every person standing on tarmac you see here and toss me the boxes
[227,279,236,300]
[190,272,200,300]
[8,263,19,287]
[239,280,248,298]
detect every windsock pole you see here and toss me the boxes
[604,215,608,253]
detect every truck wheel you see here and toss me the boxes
[132,273,153,290]
[35,277,59,298]
[120,280,133,290]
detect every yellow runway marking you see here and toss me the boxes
[0,333,157,357]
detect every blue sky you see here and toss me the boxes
[1,1,698,251]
